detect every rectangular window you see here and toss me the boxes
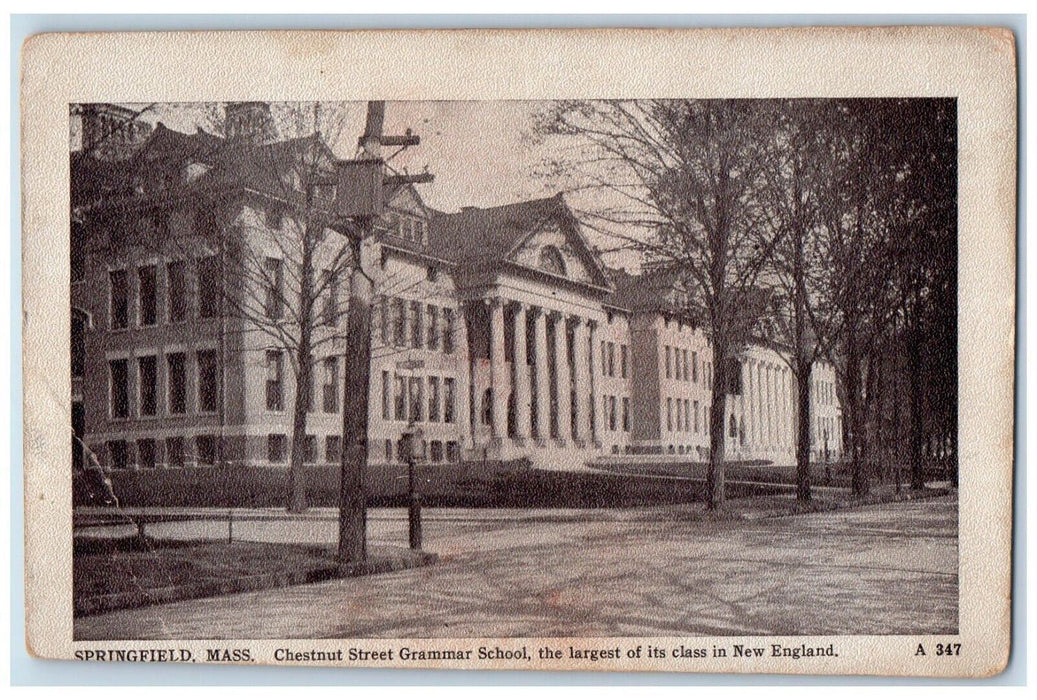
[394,374,406,420]
[167,353,186,414]
[428,376,441,422]
[109,359,129,418]
[267,434,286,463]
[393,298,407,346]
[323,270,338,326]
[385,439,393,463]
[408,377,423,423]
[666,397,673,432]
[692,352,699,383]
[381,370,391,420]
[443,377,456,423]
[430,440,443,463]
[609,396,617,431]
[620,345,628,379]
[197,349,219,413]
[684,399,691,432]
[137,439,156,469]
[166,437,185,467]
[602,395,609,431]
[138,265,157,326]
[264,257,283,319]
[304,435,318,464]
[622,397,630,432]
[676,397,683,431]
[109,270,128,329]
[694,400,700,433]
[167,260,188,322]
[427,305,439,350]
[608,343,616,377]
[323,357,338,413]
[665,346,672,379]
[108,440,128,470]
[326,435,342,464]
[681,350,688,382]
[265,350,284,411]
[138,355,157,416]
[674,349,682,380]
[197,256,220,318]
[446,441,460,463]
[375,295,386,344]
[601,342,608,377]
[443,307,455,353]
[196,435,218,465]
[410,301,423,349]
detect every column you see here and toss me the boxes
[573,317,590,445]
[765,364,773,449]
[747,361,757,448]
[588,320,599,445]
[512,303,531,440]
[533,308,551,441]
[553,312,571,444]
[488,298,508,439]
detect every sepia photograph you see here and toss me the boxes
[20,27,1014,676]
[68,96,958,642]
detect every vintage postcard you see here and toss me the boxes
[21,27,1015,676]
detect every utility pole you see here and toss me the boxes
[337,101,432,564]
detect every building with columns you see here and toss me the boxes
[72,103,841,474]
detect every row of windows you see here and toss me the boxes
[600,341,628,379]
[383,212,428,246]
[380,371,458,424]
[663,345,711,386]
[266,434,341,464]
[383,437,461,464]
[264,352,344,414]
[379,296,455,354]
[109,259,216,330]
[665,397,709,435]
[601,394,630,433]
[109,256,343,331]
[106,435,216,469]
[108,350,219,419]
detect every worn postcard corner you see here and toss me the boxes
[20,26,1015,677]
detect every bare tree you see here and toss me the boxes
[535,100,777,509]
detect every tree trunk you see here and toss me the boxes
[845,341,867,496]
[287,352,312,513]
[287,222,317,513]
[339,233,373,563]
[907,327,925,490]
[705,354,727,510]
[795,359,812,502]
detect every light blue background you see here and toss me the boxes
[10,13,1026,686]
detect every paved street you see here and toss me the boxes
[75,496,957,639]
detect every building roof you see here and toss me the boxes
[427,194,612,290]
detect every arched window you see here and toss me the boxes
[538,245,566,276]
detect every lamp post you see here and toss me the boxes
[401,421,424,550]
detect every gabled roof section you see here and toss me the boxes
[427,193,611,289]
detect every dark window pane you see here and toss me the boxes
[264,257,283,319]
[198,256,220,318]
[268,434,286,463]
[197,350,219,412]
[167,260,189,322]
[109,359,129,418]
[110,270,128,329]
[138,439,156,468]
[138,265,156,326]
[138,356,157,416]
[167,353,187,414]
[166,437,185,467]
[196,435,219,465]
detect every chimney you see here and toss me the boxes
[78,103,152,160]
[224,101,277,145]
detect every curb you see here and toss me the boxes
[75,550,438,618]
